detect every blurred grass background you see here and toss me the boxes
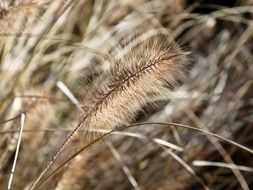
[0,0,253,189]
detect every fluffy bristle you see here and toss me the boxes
[80,39,188,131]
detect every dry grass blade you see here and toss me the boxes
[192,160,253,172]
[106,141,141,190]
[56,81,80,106]
[0,115,21,125]
[162,148,209,190]
[7,114,25,190]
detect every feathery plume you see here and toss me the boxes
[79,39,188,131]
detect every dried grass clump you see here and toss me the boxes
[0,88,67,189]
[0,0,44,34]
[0,0,253,190]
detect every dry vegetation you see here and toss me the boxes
[0,0,253,189]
